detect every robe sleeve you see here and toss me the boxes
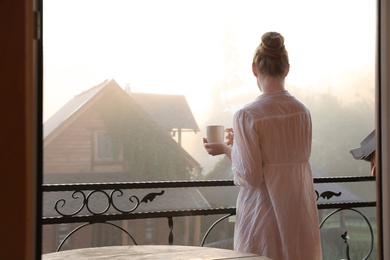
[231,109,264,188]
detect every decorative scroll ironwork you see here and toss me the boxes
[341,231,350,260]
[315,190,342,201]
[140,190,165,203]
[53,189,165,217]
[54,190,86,217]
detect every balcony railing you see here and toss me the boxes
[42,176,376,259]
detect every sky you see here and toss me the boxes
[43,0,377,172]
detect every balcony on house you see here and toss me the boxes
[42,177,377,259]
[42,80,378,259]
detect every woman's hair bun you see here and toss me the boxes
[252,31,289,78]
[259,32,287,58]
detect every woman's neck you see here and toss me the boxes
[259,77,285,94]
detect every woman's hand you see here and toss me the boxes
[203,137,232,159]
[203,138,224,156]
[203,127,233,159]
[225,128,234,145]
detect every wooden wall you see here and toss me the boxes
[0,0,38,259]
[44,97,125,174]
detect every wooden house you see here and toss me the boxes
[42,79,208,253]
[43,79,201,181]
[129,91,199,145]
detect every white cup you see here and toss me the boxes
[206,125,225,143]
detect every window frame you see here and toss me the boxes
[33,0,390,258]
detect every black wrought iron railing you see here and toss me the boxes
[42,176,376,259]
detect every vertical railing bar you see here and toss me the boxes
[167,217,174,245]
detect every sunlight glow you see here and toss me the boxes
[43,0,376,172]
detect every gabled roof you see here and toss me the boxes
[130,93,199,132]
[44,80,200,140]
[44,80,110,140]
[43,79,201,171]
[350,130,375,161]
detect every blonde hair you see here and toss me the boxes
[253,32,289,78]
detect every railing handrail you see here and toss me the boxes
[42,175,376,192]
[313,175,375,183]
[42,207,237,224]
[42,179,236,192]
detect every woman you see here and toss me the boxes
[203,32,322,259]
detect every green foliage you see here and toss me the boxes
[99,90,193,181]
[203,156,232,180]
[299,91,374,177]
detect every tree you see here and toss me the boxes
[100,89,194,181]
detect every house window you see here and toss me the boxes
[145,219,154,242]
[96,132,114,160]
[94,131,121,162]
[57,224,69,248]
